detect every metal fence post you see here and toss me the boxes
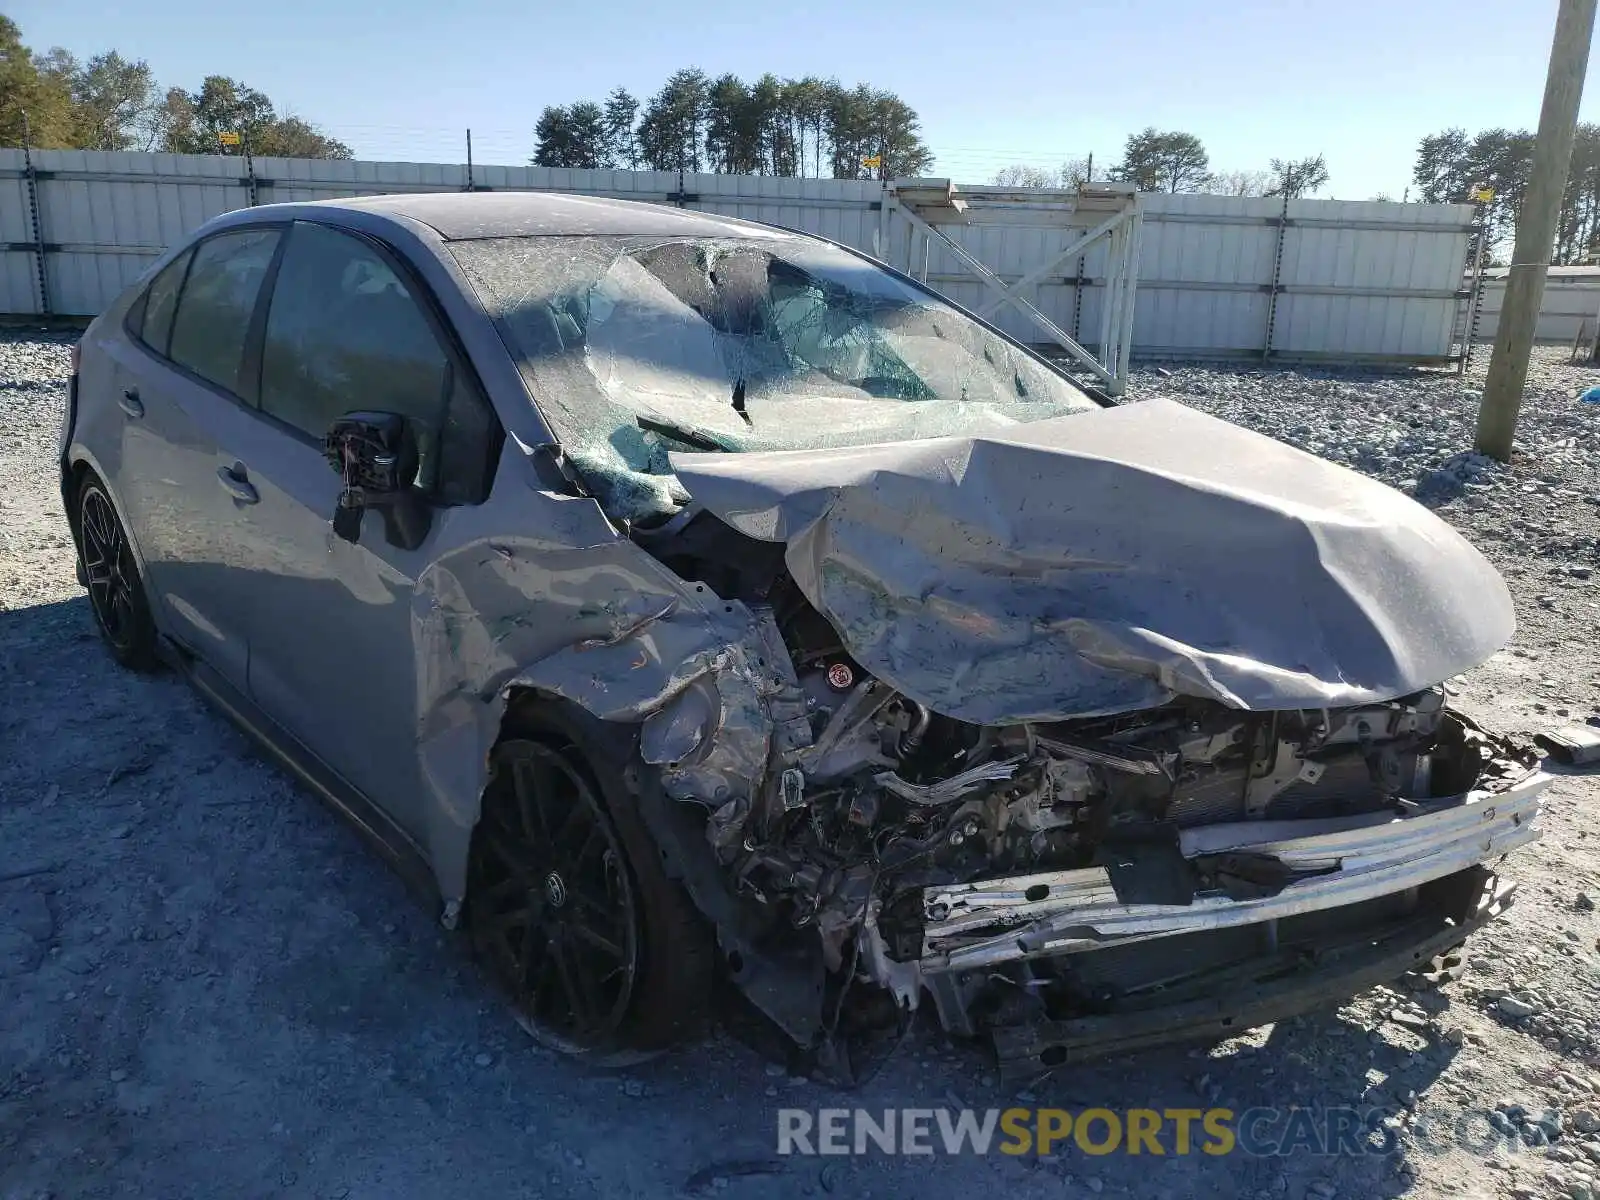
[1263,186,1291,362]
[238,131,259,207]
[874,181,890,260]
[1070,251,1087,344]
[1114,198,1145,387]
[1460,199,1491,373]
[21,111,53,317]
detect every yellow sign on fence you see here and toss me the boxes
[1472,187,1494,202]
[861,155,882,169]
[218,131,242,147]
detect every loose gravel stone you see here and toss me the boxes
[1534,1109,1566,1139]
[1501,995,1541,1020]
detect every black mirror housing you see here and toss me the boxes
[324,411,432,551]
[325,411,412,491]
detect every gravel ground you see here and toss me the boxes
[2,331,1599,1200]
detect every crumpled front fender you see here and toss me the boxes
[408,498,796,904]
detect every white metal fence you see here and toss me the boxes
[2,147,1478,367]
[1472,266,1600,345]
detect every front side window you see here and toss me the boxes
[450,233,1096,523]
[168,229,280,396]
[259,221,497,504]
[136,248,192,356]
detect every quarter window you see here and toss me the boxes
[137,249,192,356]
[168,229,281,396]
[259,221,498,504]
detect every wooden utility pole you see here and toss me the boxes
[1475,0,1599,460]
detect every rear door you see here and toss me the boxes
[103,227,283,688]
[217,219,501,839]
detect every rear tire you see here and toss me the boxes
[76,472,159,672]
[466,701,714,1059]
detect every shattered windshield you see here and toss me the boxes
[449,233,1098,522]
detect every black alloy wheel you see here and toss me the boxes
[471,737,643,1053]
[77,476,158,670]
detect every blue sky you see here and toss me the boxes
[12,0,1597,198]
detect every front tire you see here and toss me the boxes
[76,473,159,672]
[466,702,714,1059]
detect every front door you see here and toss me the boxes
[216,220,501,840]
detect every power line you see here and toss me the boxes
[930,145,1097,157]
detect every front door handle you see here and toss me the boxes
[118,388,144,418]
[216,463,259,505]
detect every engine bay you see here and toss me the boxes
[629,509,1544,1068]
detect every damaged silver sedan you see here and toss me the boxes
[62,191,1550,1079]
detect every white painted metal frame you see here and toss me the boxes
[882,180,1142,394]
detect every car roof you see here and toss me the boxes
[293,191,791,242]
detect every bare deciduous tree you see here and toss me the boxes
[1207,168,1275,197]
[990,163,1058,188]
[988,157,1095,190]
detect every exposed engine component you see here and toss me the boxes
[630,515,1546,1077]
[660,575,1478,954]
[728,677,1457,916]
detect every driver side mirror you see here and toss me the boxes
[323,411,433,551]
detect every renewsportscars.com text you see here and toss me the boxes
[778,1107,1418,1158]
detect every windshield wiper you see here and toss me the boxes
[635,413,736,453]
[731,378,752,425]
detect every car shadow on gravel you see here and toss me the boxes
[0,592,83,636]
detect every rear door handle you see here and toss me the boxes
[216,464,259,505]
[118,388,144,418]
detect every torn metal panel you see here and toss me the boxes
[408,485,801,899]
[415,713,504,903]
[919,768,1548,972]
[671,398,1516,724]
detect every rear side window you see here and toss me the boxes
[168,229,280,396]
[259,221,499,504]
[137,249,192,356]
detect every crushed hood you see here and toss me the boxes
[669,398,1514,724]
